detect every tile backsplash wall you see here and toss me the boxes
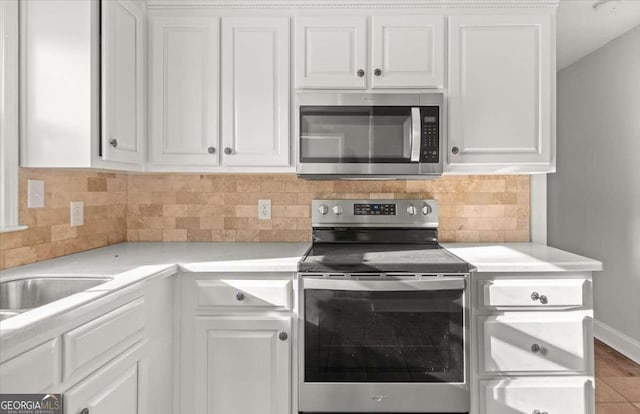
[0,171,529,270]
[0,169,127,269]
[127,174,529,243]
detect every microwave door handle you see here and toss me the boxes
[410,107,421,162]
[303,278,465,292]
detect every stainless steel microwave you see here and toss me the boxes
[296,92,445,179]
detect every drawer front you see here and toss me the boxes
[0,339,60,393]
[481,314,587,373]
[195,279,292,309]
[63,298,145,380]
[481,278,586,308]
[481,377,592,414]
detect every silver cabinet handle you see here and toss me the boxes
[235,292,245,301]
[451,146,459,155]
[109,139,118,148]
[374,68,382,76]
[530,343,542,353]
[279,332,288,341]
[410,107,420,162]
[224,147,233,155]
[357,69,365,77]
[531,292,548,304]
[207,146,216,154]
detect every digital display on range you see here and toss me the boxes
[354,203,396,215]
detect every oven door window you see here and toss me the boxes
[299,106,414,163]
[304,289,464,383]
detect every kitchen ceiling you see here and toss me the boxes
[557,0,640,70]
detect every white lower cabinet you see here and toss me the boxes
[0,338,60,393]
[480,377,593,414]
[473,273,595,414]
[64,345,141,414]
[180,274,294,414]
[480,313,587,373]
[193,316,291,414]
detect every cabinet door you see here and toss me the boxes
[480,377,592,414]
[149,16,219,166]
[371,16,444,89]
[448,15,554,173]
[64,350,139,414]
[194,316,291,414]
[295,16,367,89]
[0,339,60,393]
[101,0,144,165]
[480,313,587,374]
[221,17,290,167]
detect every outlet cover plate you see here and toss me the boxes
[27,179,45,208]
[70,201,84,227]
[258,199,271,220]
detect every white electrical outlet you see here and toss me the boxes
[27,179,45,208]
[258,199,271,220]
[70,201,84,227]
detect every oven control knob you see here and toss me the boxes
[332,205,344,215]
[407,205,418,216]
[318,204,329,215]
[422,204,433,216]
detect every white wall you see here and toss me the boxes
[549,24,640,360]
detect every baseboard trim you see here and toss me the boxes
[594,319,640,364]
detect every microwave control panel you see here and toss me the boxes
[421,107,439,163]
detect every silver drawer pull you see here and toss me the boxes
[235,292,245,301]
[530,343,542,353]
[531,292,548,304]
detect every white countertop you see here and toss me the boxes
[0,242,311,282]
[442,242,603,273]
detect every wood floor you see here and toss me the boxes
[595,339,640,413]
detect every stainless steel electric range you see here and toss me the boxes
[298,199,471,414]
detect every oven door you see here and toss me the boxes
[299,277,469,413]
[296,93,443,178]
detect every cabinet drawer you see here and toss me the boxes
[63,298,145,380]
[0,339,60,393]
[195,279,292,309]
[481,278,586,308]
[480,313,587,373]
[480,377,592,414]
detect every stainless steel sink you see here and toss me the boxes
[0,277,113,320]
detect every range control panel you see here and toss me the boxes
[312,199,439,228]
[354,203,396,216]
[421,107,440,164]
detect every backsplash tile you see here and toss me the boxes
[0,169,127,270]
[0,171,529,270]
[127,174,530,244]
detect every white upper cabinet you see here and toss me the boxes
[101,0,145,165]
[295,16,368,89]
[149,16,219,166]
[371,16,444,89]
[447,15,555,173]
[221,17,290,167]
[295,15,444,90]
[20,0,145,170]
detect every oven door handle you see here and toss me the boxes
[303,277,465,291]
[410,107,421,162]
